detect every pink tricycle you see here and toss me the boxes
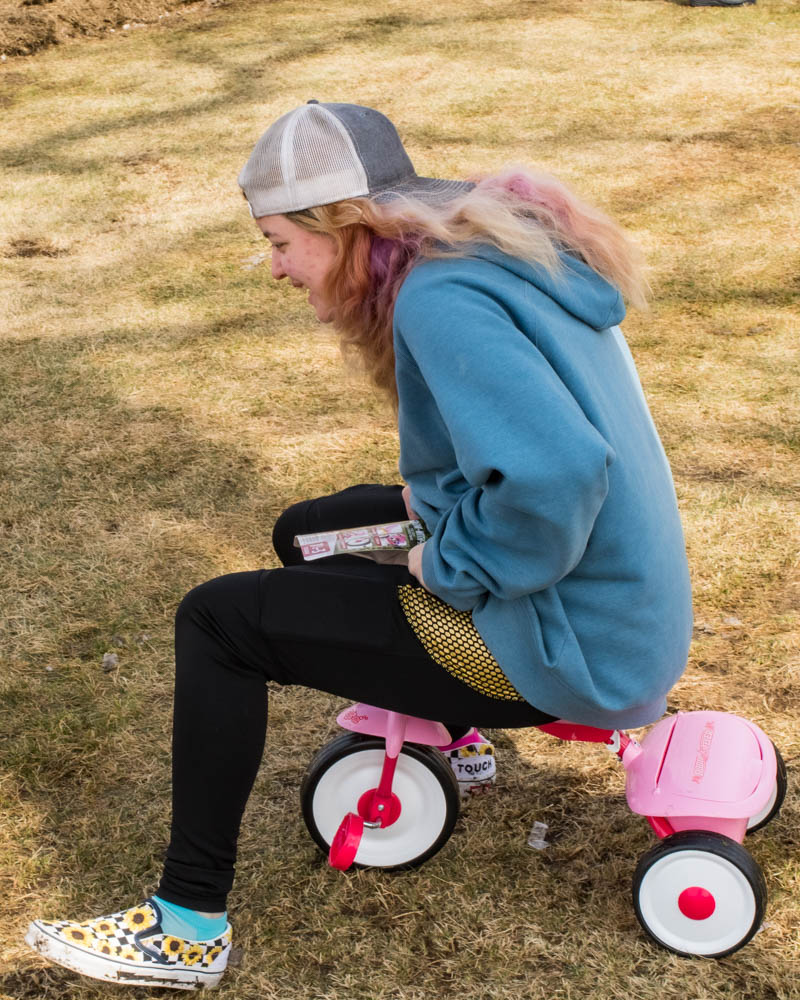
[300,705,786,958]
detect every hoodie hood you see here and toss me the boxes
[471,245,626,332]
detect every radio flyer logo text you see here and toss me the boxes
[691,720,715,784]
[343,708,369,726]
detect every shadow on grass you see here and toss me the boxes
[0,965,171,999]
[0,329,277,521]
[1,0,615,177]
[0,59,262,175]
[0,313,291,920]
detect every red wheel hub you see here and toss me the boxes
[677,886,716,920]
[357,788,402,827]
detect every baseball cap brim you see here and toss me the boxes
[371,176,475,205]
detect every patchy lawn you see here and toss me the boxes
[1,1,798,997]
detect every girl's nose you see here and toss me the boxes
[271,255,286,280]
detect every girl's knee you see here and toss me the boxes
[175,572,260,630]
[272,499,315,565]
[176,577,223,629]
[173,571,268,685]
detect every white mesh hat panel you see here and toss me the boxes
[239,105,369,217]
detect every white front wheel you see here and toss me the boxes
[633,831,767,958]
[301,734,460,870]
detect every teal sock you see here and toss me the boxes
[152,895,227,941]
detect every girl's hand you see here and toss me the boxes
[408,540,430,591]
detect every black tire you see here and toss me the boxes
[632,830,767,958]
[747,743,787,834]
[300,732,460,870]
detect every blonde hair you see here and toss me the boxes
[287,167,647,400]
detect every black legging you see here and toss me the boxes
[156,485,554,911]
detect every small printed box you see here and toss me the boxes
[294,519,429,561]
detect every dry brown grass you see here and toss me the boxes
[1,1,799,998]
[0,0,217,57]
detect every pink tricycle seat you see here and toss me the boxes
[336,704,451,755]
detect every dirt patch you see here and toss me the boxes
[4,236,67,256]
[0,0,224,58]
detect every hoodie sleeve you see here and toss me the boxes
[395,269,615,611]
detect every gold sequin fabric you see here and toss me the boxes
[397,584,524,701]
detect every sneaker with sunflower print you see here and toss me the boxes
[439,729,497,796]
[25,898,231,990]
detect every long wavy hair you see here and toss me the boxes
[285,167,648,401]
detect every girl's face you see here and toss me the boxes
[256,214,338,323]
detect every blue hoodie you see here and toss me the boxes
[394,247,692,729]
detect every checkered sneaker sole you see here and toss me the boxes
[25,899,231,990]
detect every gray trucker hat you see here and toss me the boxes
[238,100,474,218]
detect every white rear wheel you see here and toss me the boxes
[747,743,787,833]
